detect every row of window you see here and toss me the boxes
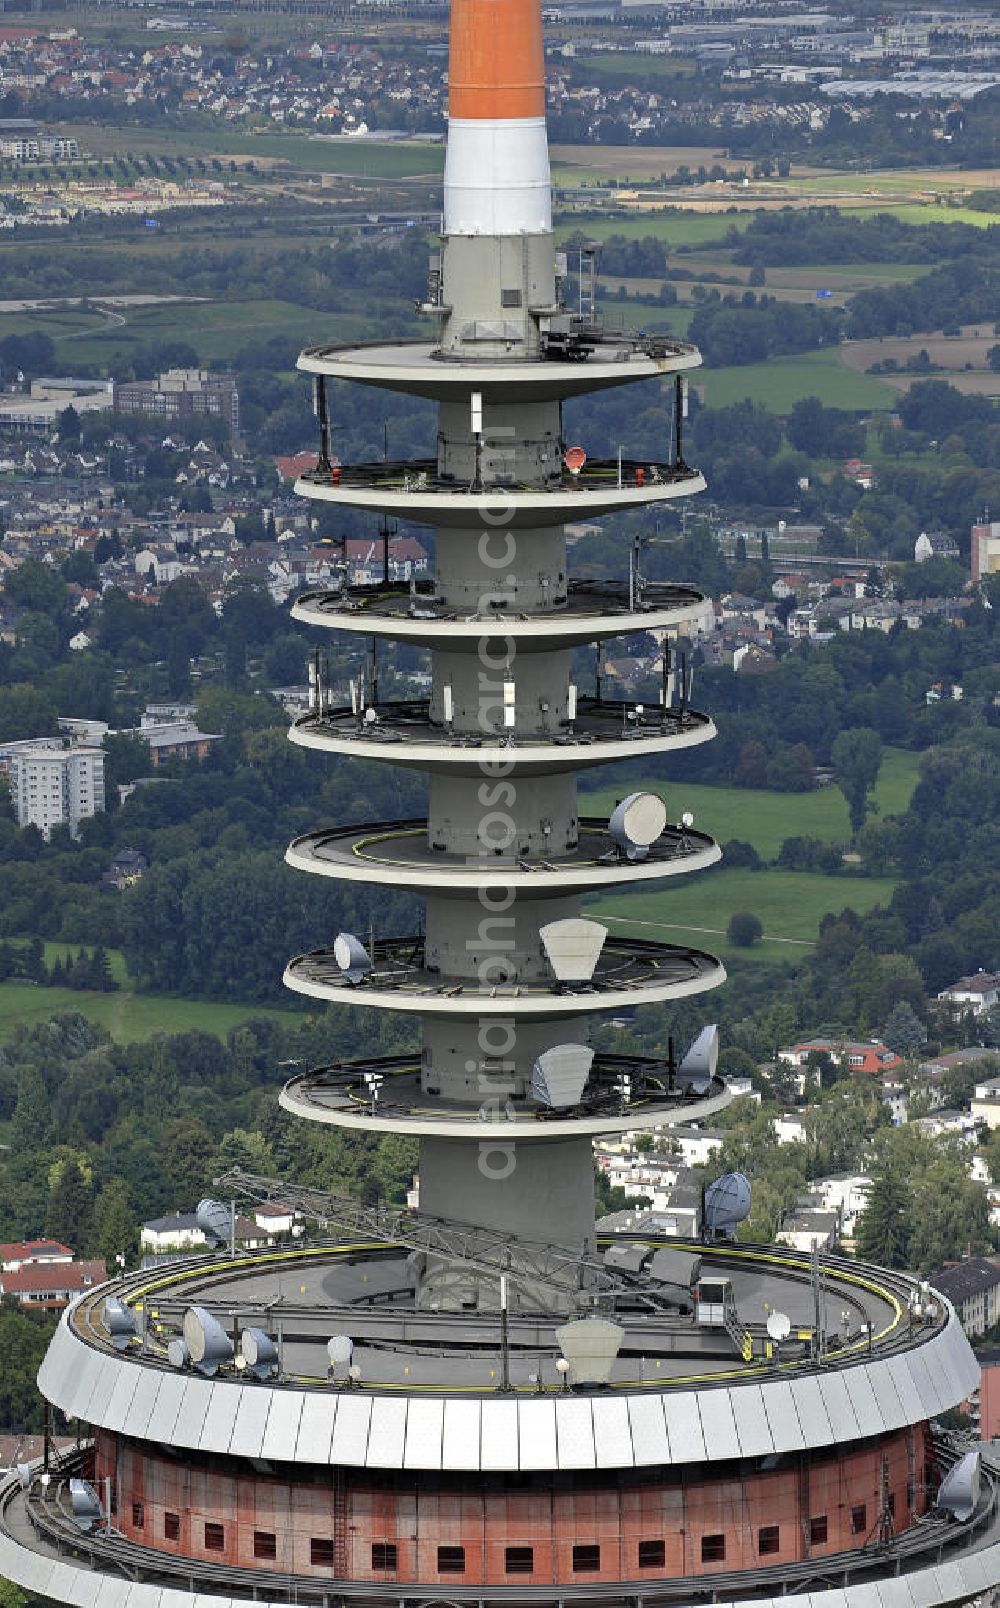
[140,1508,881,1570]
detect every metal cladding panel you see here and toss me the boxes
[103,1361,142,1434]
[843,1364,884,1440]
[366,1396,408,1467]
[885,1351,926,1424]
[516,1398,556,1471]
[699,1388,740,1460]
[865,1358,907,1432]
[730,1383,773,1457]
[85,1354,121,1428]
[481,1398,519,1471]
[145,1372,187,1445]
[56,1567,106,1608]
[36,1319,73,1405]
[86,1575,132,1608]
[198,1381,242,1453]
[816,1369,861,1442]
[294,1393,338,1465]
[627,1393,669,1465]
[960,1545,1000,1593]
[591,1395,634,1468]
[939,1319,980,1404]
[123,1586,162,1608]
[906,1567,954,1608]
[67,1346,105,1422]
[228,1384,272,1458]
[173,1375,215,1448]
[329,1391,372,1466]
[805,1590,849,1608]
[761,1379,805,1451]
[122,1366,165,1438]
[554,1395,596,1469]
[932,1561,974,1604]
[834,1585,884,1608]
[789,1374,834,1444]
[403,1397,444,1469]
[442,1398,481,1470]
[261,1389,305,1462]
[887,1580,922,1608]
[906,1345,944,1417]
[662,1391,705,1461]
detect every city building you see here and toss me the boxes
[8,742,104,839]
[930,1259,1000,1339]
[972,520,1000,584]
[939,972,1000,1018]
[113,368,240,435]
[0,1240,73,1274]
[1,7,998,1608]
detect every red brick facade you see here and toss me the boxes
[95,1422,936,1585]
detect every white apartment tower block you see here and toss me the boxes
[9,745,105,840]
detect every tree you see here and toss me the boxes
[881,1001,927,1060]
[94,1177,136,1269]
[855,1163,912,1269]
[831,726,882,836]
[727,912,764,948]
[10,1063,53,1153]
[56,403,81,444]
[45,1156,94,1253]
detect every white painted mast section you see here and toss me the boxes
[443,116,552,235]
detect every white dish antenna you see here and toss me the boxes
[104,1296,138,1351]
[766,1310,791,1342]
[240,1327,278,1380]
[937,1449,981,1522]
[609,791,667,860]
[540,917,607,983]
[678,1024,719,1092]
[327,1334,354,1367]
[333,932,372,984]
[182,1305,234,1377]
[69,1479,103,1531]
[167,1338,190,1369]
[530,1043,595,1108]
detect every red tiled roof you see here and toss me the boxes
[0,1259,106,1296]
[0,1238,72,1265]
[274,452,318,482]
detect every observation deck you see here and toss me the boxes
[297,335,702,402]
[291,577,712,650]
[283,934,725,1017]
[288,700,715,776]
[295,458,704,527]
[285,816,720,896]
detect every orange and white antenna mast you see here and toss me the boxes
[443,0,551,237]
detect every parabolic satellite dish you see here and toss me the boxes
[196,1198,233,1248]
[240,1327,278,1380]
[554,1317,625,1386]
[333,933,372,984]
[704,1171,752,1235]
[609,792,667,861]
[182,1305,234,1377]
[937,1449,981,1523]
[766,1310,791,1342]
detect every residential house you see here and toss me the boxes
[0,1258,107,1308]
[930,1257,1000,1338]
[938,973,1000,1018]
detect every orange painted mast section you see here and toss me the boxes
[449,0,546,119]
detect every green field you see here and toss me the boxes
[0,978,299,1044]
[581,747,920,860]
[56,123,445,178]
[0,298,371,369]
[556,213,749,247]
[588,866,898,959]
[695,347,897,412]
